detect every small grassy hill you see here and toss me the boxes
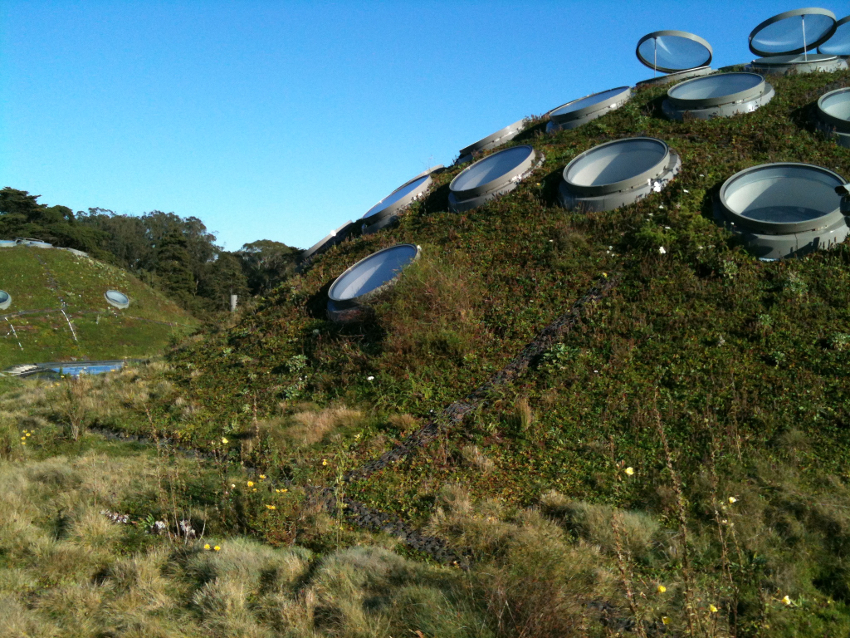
[0,246,197,366]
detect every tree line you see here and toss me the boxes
[0,188,301,315]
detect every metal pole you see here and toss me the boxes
[802,15,808,62]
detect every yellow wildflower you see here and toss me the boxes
[657,585,666,594]
[709,604,718,613]
[213,545,221,551]
[221,437,228,444]
[25,432,31,437]
[624,466,634,476]
[322,459,328,466]
[204,543,210,550]
[252,488,257,492]
[781,595,792,606]
[662,617,670,625]
[728,496,738,504]
[247,481,254,487]
[21,436,26,441]
[266,504,276,510]
[259,474,266,480]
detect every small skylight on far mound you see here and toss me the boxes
[748,8,847,74]
[635,30,714,87]
[547,86,632,133]
[714,163,850,260]
[816,87,850,147]
[327,244,420,322]
[448,145,541,213]
[455,119,526,165]
[558,137,681,212]
[0,290,11,311]
[104,290,130,309]
[662,72,774,120]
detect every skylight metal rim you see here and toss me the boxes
[662,82,775,121]
[819,15,850,55]
[666,72,769,109]
[298,220,355,264]
[327,243,420,309]
[636,30,713,73]
[717,162,847,235]
[635,66,714,87]
[549,86,632,125]
[0,290,11,311]
[816,88,850,133]
[448,152,543,213]
[748,7,837,57]
[562,137,674,197]
[104,290,130,309]
[458,118,526,158]
[449,145,538,200]
[361,174,433,224]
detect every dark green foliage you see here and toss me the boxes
[236,239,301,296]
[0,187,109,254]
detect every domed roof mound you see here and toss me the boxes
[0,244,196,367]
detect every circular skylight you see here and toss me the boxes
[547,86,632,133]
[749,8,837,57]
[819,15,850,55]
[327,244,420,310]
[816,87,850,147]
[298,220,355,267]
[456,119,526,165]
[662,72,774,120]
[749,53,847,74]
[362,174,432,224]
[449,145,540,213]
[558,137,681,212]
[636,66,714,88]
[636,30,713,73]
[0,290,11,311]
[104,290,130,309]
[714,163,850,259]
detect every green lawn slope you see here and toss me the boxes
[0,246,197,366]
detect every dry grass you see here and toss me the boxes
[261,405,365,452]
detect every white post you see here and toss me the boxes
[230,294,238,312]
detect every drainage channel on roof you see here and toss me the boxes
[662,72,774,120]
[819,15,850,56]
[327,244,420,322]
[816,87,850,147]
[547,86,632,133]
[748,8,846,74]
[361,173,433,236]
[558,137,681,212]
[449,145,541,213]
[455,119,526,165]
[714,163,850,260]
[635,30,714,87]
[298,220,355,268]
[104,290,130,309]
[0,290,11,311]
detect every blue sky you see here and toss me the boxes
[1,1,842,250]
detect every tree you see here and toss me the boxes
[236,239,301,296]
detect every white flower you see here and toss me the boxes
[659,247,667,255]
[367,376,375,381]
[683,188,689,193]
